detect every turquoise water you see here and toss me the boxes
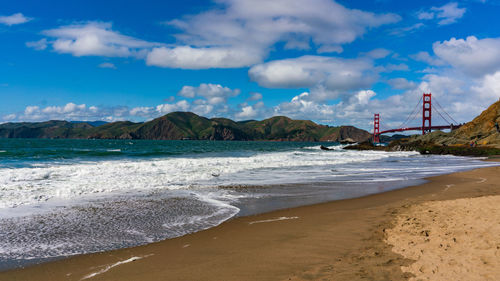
[0,139,312,167]
[0,139,497,270]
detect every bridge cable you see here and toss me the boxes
[433,104,452,125]
[397,95,423,129]
[434,98,459,124]
[405,108,421,127]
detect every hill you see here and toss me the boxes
[0,112,372,142]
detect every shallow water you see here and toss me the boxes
[0,139,496,270]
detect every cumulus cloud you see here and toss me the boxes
[40,22,159,58]
[155,100,191,115]
[249,55,376,100]
[471,71,500,102]
[5,101,187,122]
[433,36,500,77]
[273,93,333,122]
[410,51,445,66]
[363,48,391,59]
[146,46,263,69]
[247,92,263,101]
[235,105,259,119]
[178,83,240,104]
[8,103,119,122]
[5,71,498,131]
[383,63,409,72]
[265,67,499,131]
[0,13,32,26]
[417,2,466,25]
[127,84,242,119]
[387,78,417,90]
[27,1,399,70]
[149,0,400,69]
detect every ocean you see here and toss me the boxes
[0,139,496,270]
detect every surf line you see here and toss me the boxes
[248,216,299,225]
[81,254,154,280]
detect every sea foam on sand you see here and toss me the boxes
[386,195,500,281]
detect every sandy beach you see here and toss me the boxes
[1,162,500,281]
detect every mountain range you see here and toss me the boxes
[0,112,372,142]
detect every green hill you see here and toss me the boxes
[0,112,372,142]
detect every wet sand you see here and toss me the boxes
[1,163,500,281]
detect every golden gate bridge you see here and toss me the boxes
[373,93,462,143]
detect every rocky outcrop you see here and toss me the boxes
[447,99,500,147]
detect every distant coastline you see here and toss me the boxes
[0,111,372,142]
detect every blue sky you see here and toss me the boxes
[1,0,500,130]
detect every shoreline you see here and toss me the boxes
[2,162,500,280]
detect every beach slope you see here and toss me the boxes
[1,164,499,281]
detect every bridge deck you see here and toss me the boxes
[377,125,461,135]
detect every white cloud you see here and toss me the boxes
[247,92,263,101]
[146,46,262,69]
[272,92,335,122]
[27,1,399,70]
[41,22,159,58]
[387,78,417,90]
[353,90,376,105]
[417,12,435,20]
[383,63,409,72]
[249,55,376,100]
[235,105,258,119]
[3,114,16,121]
[155,100,191,115]
[363,48,391,59]
[152,0,400,69]
[417,2,466,25]
[26,39,48,50]
[389,23,425,36]
[432,2,466,25]
[98,62,117,69]
[433,36,500,77]
[3,102,160,122]
[235,101,268,120]
[178,83,240,104]
[410,51,445,66]
[471,71,500,102]
[14,103,114,121]
[0,13,32,26]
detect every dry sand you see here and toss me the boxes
[1,163,499,281]
[386,195,500,281]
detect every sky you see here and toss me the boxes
[1,0,500,131]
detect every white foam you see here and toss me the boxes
[0,148,419,212]
[249,216,299,224]
[81,255,152,280]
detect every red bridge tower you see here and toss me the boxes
[373,113,380,143]
[422,93,432,135]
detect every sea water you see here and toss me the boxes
[0,139,496,270]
